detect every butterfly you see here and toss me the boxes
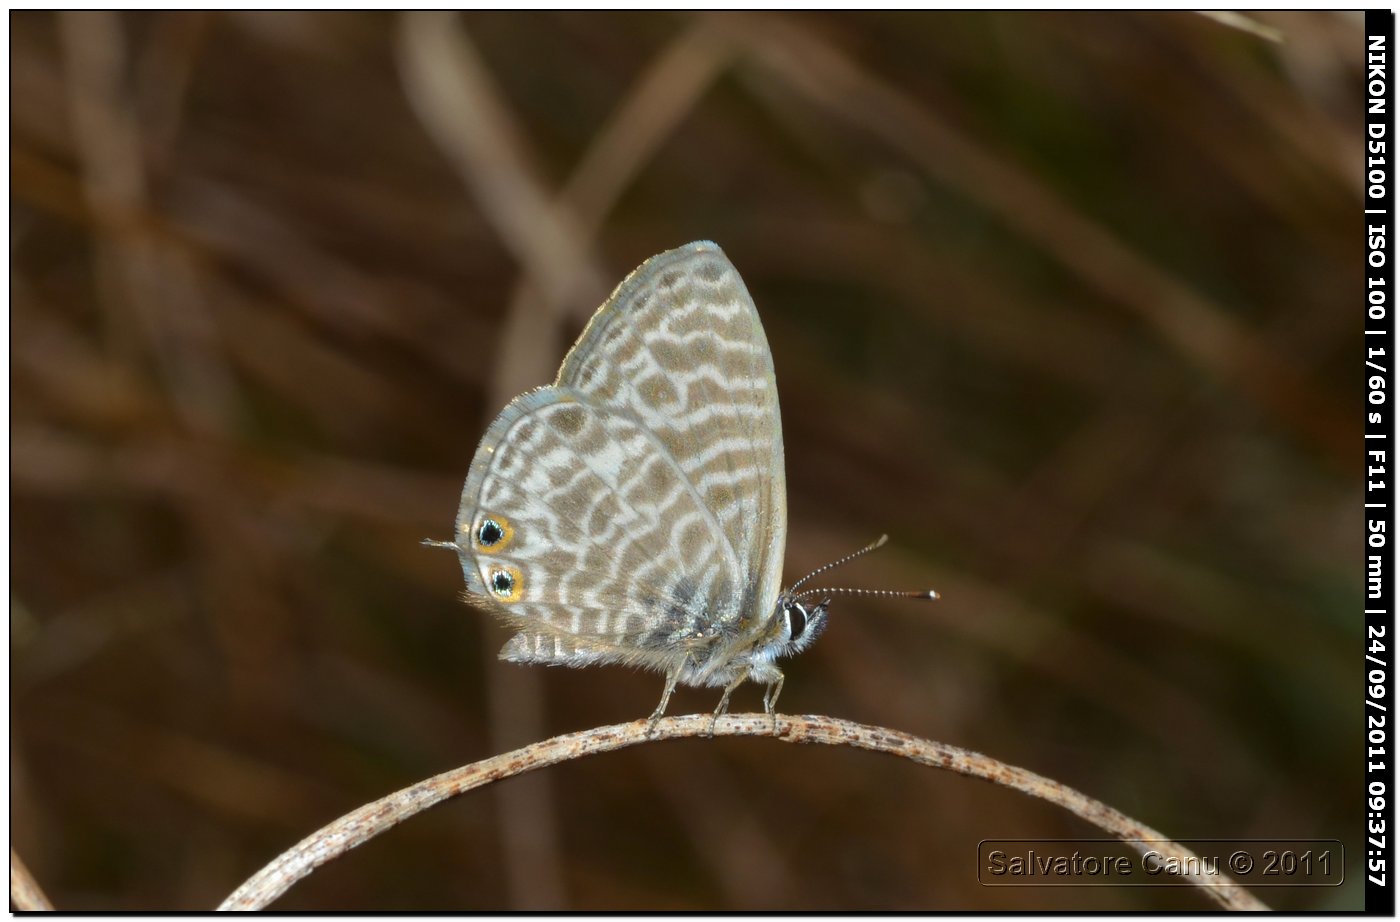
[431,241,935,725]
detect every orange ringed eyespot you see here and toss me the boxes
[473,515,514,552]
[486,565,523,603]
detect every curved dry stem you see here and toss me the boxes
[11,846,55,911]
[218,714,1267,911]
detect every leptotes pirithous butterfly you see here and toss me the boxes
[435,241,935,723]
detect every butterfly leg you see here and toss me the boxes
[707,675,747,736]
[762,673,785,714]
[647,667,683,734]
[752,665,784,734]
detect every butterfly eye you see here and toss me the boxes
[473,516,513,552]
[487,565,524,602]
[787,603,808,642]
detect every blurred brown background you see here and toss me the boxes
[11,10,1363,910]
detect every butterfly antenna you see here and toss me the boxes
[422,538,457,551]
[788,536,938,602]
[793,585,940,602]
[788,534,892,592]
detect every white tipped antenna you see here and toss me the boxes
[788,534,939,604]
[793,585,939,602]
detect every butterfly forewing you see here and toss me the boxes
[556,242,787,621]
[454,242,787,672]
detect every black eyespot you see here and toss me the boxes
[787,603,808,642]
[478,519,504,547]
[491,569,514,596]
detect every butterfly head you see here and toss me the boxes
[777,595,829,654]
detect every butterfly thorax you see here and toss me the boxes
[675,590,828,688]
